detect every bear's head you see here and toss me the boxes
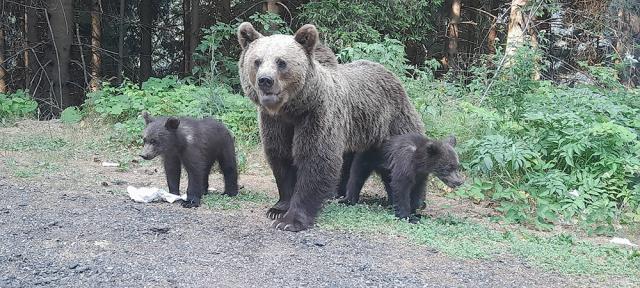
[139,112,181,160]
[237,22,319,115]
[426,136,465,188]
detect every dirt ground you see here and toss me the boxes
[0,120,636,287]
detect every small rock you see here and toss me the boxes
[68,263,79,270]
[314,240,327,247]
[101,182,109,187]
[150,227,170,234]
[111,180,127,186]
[47,221,59,227]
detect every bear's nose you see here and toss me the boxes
[258,76,274,89]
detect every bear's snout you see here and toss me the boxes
[258,76,274,89]
[139,154,152,160]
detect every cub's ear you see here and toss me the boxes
[165,117,180,130]
[294,24,319,54]
[237,22,263,49]
[142,111,153,125]
[426,142,441,156]
[446,135,457,147]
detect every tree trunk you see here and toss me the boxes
[0,21,6,94]
[447,0,461,69]
[183,0,191,75]
[220,0,232,23]
[486,0,498,55]
[139,0,153,83]
[90,0,102,92]
[190,0,200,72]
[25,1,39,94]
[47,0,74,111]
[117,0,125,84]
[505,0,528,59]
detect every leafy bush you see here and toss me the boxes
[0,90,38,122]
[446,47,640,232]
[84,76,258,147]
[299,0,443,51]
[337,37,414,77]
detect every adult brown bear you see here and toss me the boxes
[237,23,423,231]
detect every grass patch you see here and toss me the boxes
[0,136,68,152]
[202,189,272,210]
[3,157,60,178]
[317,202,640,278]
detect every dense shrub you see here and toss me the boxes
[0,90,38,122]
[83,76,258,147]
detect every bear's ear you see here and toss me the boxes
[237,22,263,49]
[425,142,441,156]
[294,24,319,54]
[142,111,153,125]
[446,135,457,147]
[165,117,180,130]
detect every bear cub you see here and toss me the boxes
[139,112,239,208]
[386,133,464,221]
[342,133,464,222]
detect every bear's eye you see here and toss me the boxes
[276,59,287,69]
[149,139,156,145]
[254,59,262,67]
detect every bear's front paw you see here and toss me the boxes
[266,201,289,219]
[271,211,311,232]
[266,208,286,219]
[181,198,201,208]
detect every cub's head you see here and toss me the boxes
[427,136,465,188]
[139,112,180,160]
[237,22,319,114]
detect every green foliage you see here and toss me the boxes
[299,0,443,51]
[60,106,82,124]
[0,90,38,122]
[194,22,239,86]
[337,37,413,76]
[442,47,640,232]
[84,76,258,147]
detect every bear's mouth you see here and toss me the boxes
[259,93,283,112]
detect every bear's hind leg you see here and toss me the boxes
[335,152,354,198]
[339,151,376,205]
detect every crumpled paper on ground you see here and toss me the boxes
[127,186,186,203]
[609,237,638,248]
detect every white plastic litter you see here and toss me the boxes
[101,162,120,167]
[609,237,638,248]
[127,186,186,203]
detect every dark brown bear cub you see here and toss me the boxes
[386,133,464,221]
[139,112,239,208]
[342,134,464,221]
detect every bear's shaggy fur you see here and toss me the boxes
[343,134,464,221]
[237,22,423,231]
[139,112,239,208]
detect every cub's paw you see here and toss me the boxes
[337,197,357,206]
[266,208,286,220]
[181,198,201,208]
[398,214,422,224]
[271,213,310,232]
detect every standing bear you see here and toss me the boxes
[237,22,424,231]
